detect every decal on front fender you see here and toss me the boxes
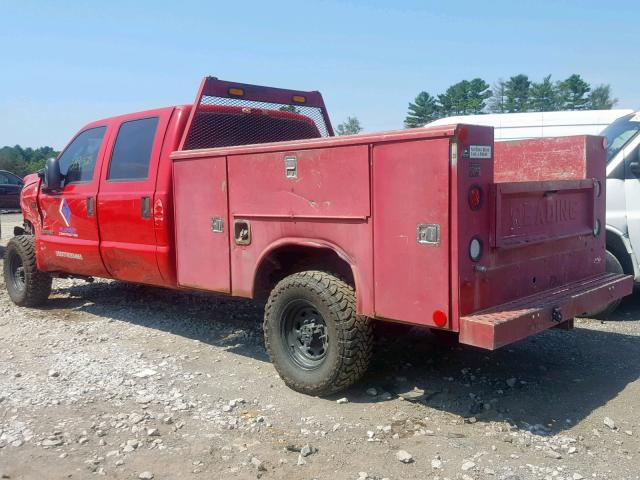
[59,198,72,227]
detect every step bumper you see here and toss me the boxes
[459,273,633,350]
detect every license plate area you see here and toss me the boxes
[491,179,596,248]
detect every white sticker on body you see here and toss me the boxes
[469,145,492,159]
[55,251,83,260]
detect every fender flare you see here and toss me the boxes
[252,237,366,308]
[606,224,640,281]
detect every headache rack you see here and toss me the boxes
[178,76,334,151]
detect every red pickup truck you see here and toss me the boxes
[4,77,632,395]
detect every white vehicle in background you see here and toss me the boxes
[429,109,640,315]
[428,109,633,141]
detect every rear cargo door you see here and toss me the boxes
[373,138,451,326]
[97,109,171,285]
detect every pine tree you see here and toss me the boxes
[529,75,558,112]
[557,74,591,110]
[437,79,491,117]
[437,83,465,117]
[504,74,531,112]
[466,78,491,114]
[404,91,439,128]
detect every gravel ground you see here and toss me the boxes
[0,213,639,480]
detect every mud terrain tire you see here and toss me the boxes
[4,235,52,307]
[264,271,372,396]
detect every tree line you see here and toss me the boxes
[404,73,617,128]
[0,145,58,177]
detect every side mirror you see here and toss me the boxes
[41,157,63,192]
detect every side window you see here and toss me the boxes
[0,173,9,185]
[625,144,640,180]
[5,173,23,185]
[107,117,159,181]
[58,126,107,184]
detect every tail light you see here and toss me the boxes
[468,185,483,210]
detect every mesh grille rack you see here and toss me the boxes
[180,77,334,151]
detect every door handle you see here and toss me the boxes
[141,196,151,219]
[86,196,95,217]
[234,219,251,245]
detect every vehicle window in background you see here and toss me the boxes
[58,126,107,184]
[107,117,159,181]
[0,173,22,185]
[602,113,640,163]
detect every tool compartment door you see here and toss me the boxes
[173,155,230,292]
[373,138,451,326]
[227,145,370,219]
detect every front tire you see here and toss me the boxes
[264,271,372,396]
[4,236,52,307]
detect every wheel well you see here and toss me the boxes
[606,229,634,275]
[253,245,355,304]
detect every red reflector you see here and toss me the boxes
[433,309,448,327]
[468,185,483,210]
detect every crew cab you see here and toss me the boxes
[4,77,632,395]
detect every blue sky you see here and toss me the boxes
[1,0,638,149]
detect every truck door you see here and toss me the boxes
[37,125,111,277]
[623,136,640,262]
[97,110,171,285]
[0,171,23,209]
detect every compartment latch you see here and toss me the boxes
[417,224,440,246]
[284,155,298,179]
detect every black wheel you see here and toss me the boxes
[3,236,52,307]
[264,271,373,396]
[587,250,624,319]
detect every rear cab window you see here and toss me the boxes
[108,117,159,181]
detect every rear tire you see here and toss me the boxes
[588,250,623,318]
[264,271,372,396]
[4,236,52,307]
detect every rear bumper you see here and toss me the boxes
[459,272,633,350]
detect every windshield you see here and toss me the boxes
[602,113,640,163]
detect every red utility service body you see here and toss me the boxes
[22,78,632,350]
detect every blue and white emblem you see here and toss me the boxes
[59,198,72,227]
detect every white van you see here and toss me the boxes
[428,109,633,141]
[429,110,640,315]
